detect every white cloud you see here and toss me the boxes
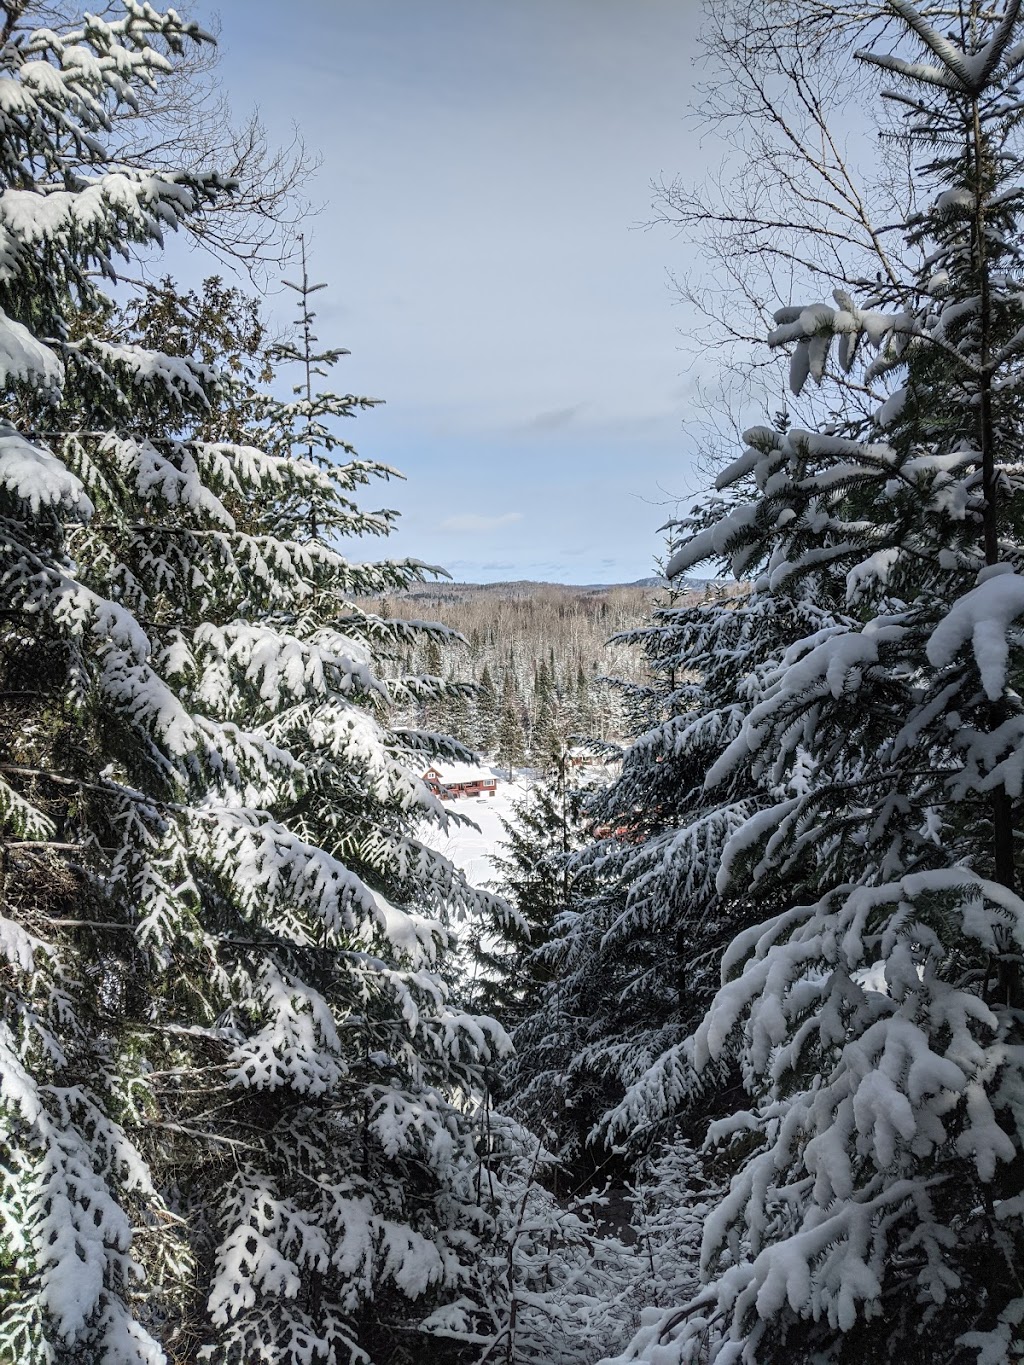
[439,511,523,532]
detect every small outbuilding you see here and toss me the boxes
[422,761,497,800]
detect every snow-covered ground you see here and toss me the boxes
[423,772,533,888]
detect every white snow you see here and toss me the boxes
[419,773,533,888]
[0,309,62,389]
[0,424,92,516]
[927,568,1024,699]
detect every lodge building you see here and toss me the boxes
[422,762,498,800]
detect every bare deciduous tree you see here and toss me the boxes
[657,0,925,436]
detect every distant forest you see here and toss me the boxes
[366,579,719,764]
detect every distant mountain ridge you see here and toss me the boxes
[401,575,705,600]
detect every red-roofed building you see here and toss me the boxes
[422,761,497,799]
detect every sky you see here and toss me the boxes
[190,1,724,584]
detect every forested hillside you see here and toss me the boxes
[3,2,1024,1365]
[366,579,725,759]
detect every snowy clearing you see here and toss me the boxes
[420,769,533,888]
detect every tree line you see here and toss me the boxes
[370,581,725,768]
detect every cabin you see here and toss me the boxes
[422,761,497,800]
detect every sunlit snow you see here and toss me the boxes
[419,769,533,888]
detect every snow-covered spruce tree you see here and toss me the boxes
[609,4,1024,1362]
[182,251,514,1365]
[0,9,509,1362]
[579,574,827,1159]
[423,1112,640,1365]
[498,580,725,1184]
[469,745,596,1031]
[628,1139,722,1321]
[0,9,232,1356]
[505,548,826,1194]
[493,544,838,1326]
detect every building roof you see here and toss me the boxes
[423,761,496,785]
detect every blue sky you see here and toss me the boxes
[193,1,722,583]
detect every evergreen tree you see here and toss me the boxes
[496,672,526,777]
[610,4,1024,1361]
[446,670,473,746]
[0,12,232,1355]
[0,10,511,1361]
[420,636,446,732]
[184,251,505,1365]
[511,572,810,1192]
[112,273,274,443]
[470,747,595,1029]
[572,659,593,735]
[474,661,500,754]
